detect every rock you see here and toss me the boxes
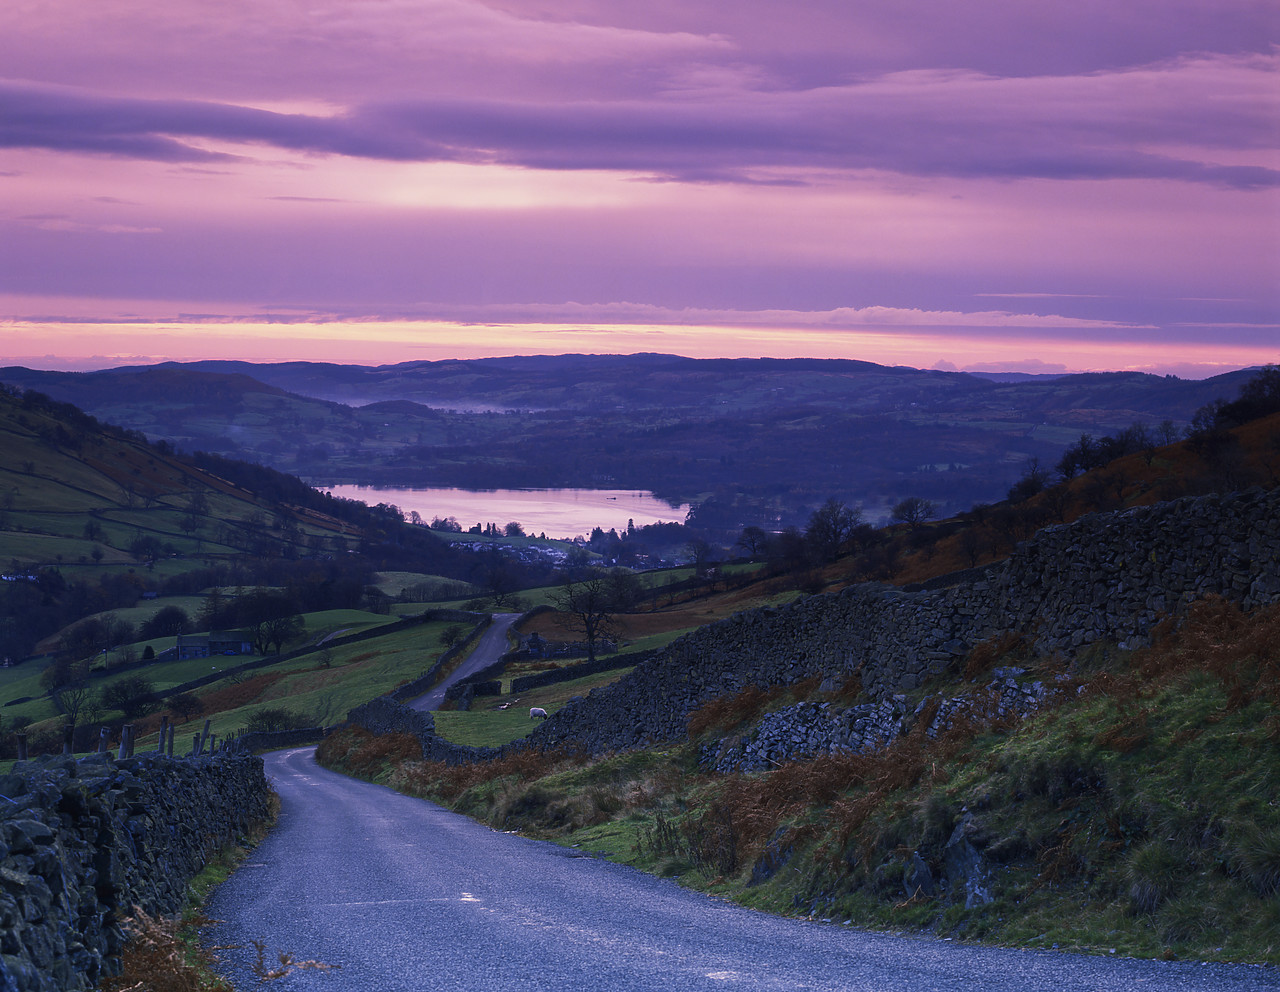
[944,814,993,908]
[750,829,794,885]
[903,852,935,898]
[0,752,270,991]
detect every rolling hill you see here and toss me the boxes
[0,357,1258,527]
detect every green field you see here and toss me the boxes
[369,571,480,601]
[433,665,635,748]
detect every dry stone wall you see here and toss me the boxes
[345,696,503,765]
[528,486,1280,756]
[0,751,269,992]
[703,668,1067,772]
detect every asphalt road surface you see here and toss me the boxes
[406,613,521,712]
[205,748,1278,991]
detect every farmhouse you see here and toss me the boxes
[175,631,253,659]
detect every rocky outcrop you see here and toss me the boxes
[701,668,1063,772]
[0,751,270,991]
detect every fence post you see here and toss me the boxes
[198,719,212,756]
[118,724,132,760]
[98,726,111,753]
[167,725,175,757]
[192,734,201,757]
[16,732,27,761]
[62,723,74,755]
[157,716,169,753]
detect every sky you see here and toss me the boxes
[1,1,1277,378]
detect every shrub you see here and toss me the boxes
[1125,840,1184,913]
[1233,825,1280,896]
[243,707,313,734]
[101,674,158,719]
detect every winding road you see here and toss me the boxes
[205,749,1277,991]
[407,613,521,712]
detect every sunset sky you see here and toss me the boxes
[1,1,1276,377]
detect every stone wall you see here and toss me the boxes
[345,696,502,765]
[527,486,1280,756]
[702,668,1066,773]
[509,650,655,694]
[226,727,329,753]
[387,615,490,704]
[0,751,270,991]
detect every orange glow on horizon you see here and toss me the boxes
[1,317,1274,379]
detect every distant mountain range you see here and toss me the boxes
[0,355,1257,527]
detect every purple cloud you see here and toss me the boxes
[2,52,1276,189]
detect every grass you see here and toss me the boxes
[368,570,477,600]
[433,666,636,747]
[316,596,1280,964]
[9,616,461,754]
[0,664,58,723]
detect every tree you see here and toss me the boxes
[45,648,94,698]
[959,526,984,568]
[553,569,625,663]
[180,492,210,538]
[477,545,522,608]
[129,533,163,565]
[198,587,228,631]
[55,682,91,727]
[140,604,191,640]
[168,691,204,723]
[891,496,937,529]
[504,521,525,538]
[805,499,861,562]
[260,613,305,655]
[244,707,311,733]
[1203,364,1280,430]
[1006,459,1050,503]
[239,590,304,654]
[770,526,809,574]
[101,674,157,719]
[735,525,769,561]
[686,538,714,577]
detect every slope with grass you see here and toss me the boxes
[319,597,1280,964]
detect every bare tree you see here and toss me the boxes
[891,496,937,529]
[553,569,625,663]
[56,683,92,727]
[735,525,769,561]
[805,499,861,562]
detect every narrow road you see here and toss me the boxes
[205,749,1277,992]
[406,612,520,712]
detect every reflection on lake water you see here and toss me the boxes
[321,485,690,540]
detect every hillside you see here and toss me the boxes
[321,596,1280,962]
[314,394,1280,963]
[0,357,1256,526]
[0,385,499,666]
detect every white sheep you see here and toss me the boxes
[529,707,548,720]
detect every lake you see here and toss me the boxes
[320,485,690,540]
